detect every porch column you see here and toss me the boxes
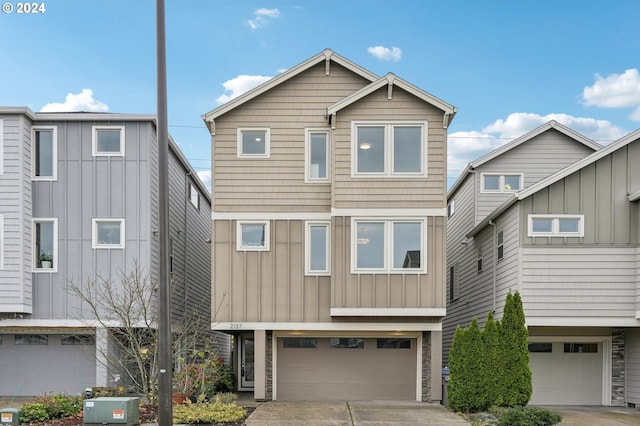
[254,329,266,400]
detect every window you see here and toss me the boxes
[92,126,124,156]
[32,126,57,179]
[352,122,426,176]
[448,265,458,300]
[92,219,125,248]
[528,215,584,237]
[33,218,57,271]
[306,222,330,275]
[15,334,48,345]
[330,338,364,348]
[481,173,523,193]
[477,245,483,272]
[61,335,96,345]
[352,219,424,272]
[447,200,455,218]
[305,129,329,182]
[189,182,200,209]
[564,343,598,353]
[528,343,552,353]
[237,221,270,251]
[497,230,504,260]
[237,128,270,157]
[377,338,411,349]
[282,338,316,348]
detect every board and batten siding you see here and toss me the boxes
[475,129,596,224]
[31,121,155,319]
[0,114,33,313]
[212,62,370,213]
[521,247,637,319]
[627,328,640,405]
[332,87,447,210]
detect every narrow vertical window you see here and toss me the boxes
[477,245,483,272]
[497,230,504,260]
[32,127,57,179]
[306,130,329,182]
[447,200,455,218]
[394,222,421,269]
[449,265,457,300]
[355,222,385,269]
[306,222,330,275]
[189,182,200,209]
[33,218,57,271]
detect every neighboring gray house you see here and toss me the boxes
[203,49,457,402]
[444,120,640,406]
[0,107,222,396]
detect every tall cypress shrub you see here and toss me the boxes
[499,291,532,406]
[483,310,501,406]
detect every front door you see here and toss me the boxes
[239,335,254,390]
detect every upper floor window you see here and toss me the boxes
[32,126,57,179]
[92,219,125,249]
[237,128,270,158]
[481,173,522,193]
[15,334,48,345]
[352,219,424,273]
[305,129,329,182]
[93,126,124,156]
[497,230,504,260]
[237,220,270,251]
[477,245,483,272]
[447,200,455,218]
[189,182,200,209]
[528,214,584,237]
[33,218,57,271]
[448,264,458,301]
[352,122,427,177]
[305,221,330,275]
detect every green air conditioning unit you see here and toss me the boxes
[83,397,139,426]
[0,408,21,426]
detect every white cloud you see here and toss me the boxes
[197,170,211,193]
[448,112,627,185]
[582,69,640,121]
[367,46,402,62]
[40,89,109,112]
[248,8,280,29]
[215,75,272,104]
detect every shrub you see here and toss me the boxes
[91,386,126,397]
[172,394,246,424]
[19,403,50,423]
[20,393,82,423]
[492,406,562,426]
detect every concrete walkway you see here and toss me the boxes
[244,400,470,425]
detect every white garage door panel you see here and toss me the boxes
[277,337,416,401]
[0,334,95,396]
[530,342,602,405]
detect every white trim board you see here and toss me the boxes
[211,322,443,332]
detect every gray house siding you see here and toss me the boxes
[628,328,640,404]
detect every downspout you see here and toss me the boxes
[488,220,497,312]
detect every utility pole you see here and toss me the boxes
[156,0,172,424]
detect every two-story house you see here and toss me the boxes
[203,49,456,402]
[444,120,640,406]
[0,108,222,396]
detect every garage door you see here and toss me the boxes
[529,341,602,405]
[0,334,96,396]
[276,337,416,400]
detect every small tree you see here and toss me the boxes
[483,311,501,406]
[498,291,532,406]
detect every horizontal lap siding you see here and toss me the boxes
[521,247,637,318]
[333,88,446,210]
[212,63,370,212]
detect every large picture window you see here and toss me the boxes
[352,122,426,177]
[92,219,125,248]
[352,219,424,273]
[237,221,270,251]
[305,129,329,182]
[237,128,270,158]
[305,222,330,275]
[33,218,57,271]
[528,215,584,237]
[92,126,124,156]
[32,126,57,179]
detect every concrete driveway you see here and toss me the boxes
[244,400,469,425]
[539,405,640,425]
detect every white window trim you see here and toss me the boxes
[92,125,125,156]
[32,126,58,180]
[351,121,428,178]
[497,230,504,261]
[528,214,585,237]
[32,218,58,272]
[236,220,270,251]
[480,173,523,193]
[350,218,426,274]
[92,218,125,249]
[189,182,200,209]
[447,199,455,218]
[305,221,330,275]
[237,127,271,158]
[304,128,330,183]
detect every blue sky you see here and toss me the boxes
[2,0,640,190]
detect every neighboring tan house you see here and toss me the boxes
[444,120,640,406]
[203,49,457,402]
[0,108,224,396]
